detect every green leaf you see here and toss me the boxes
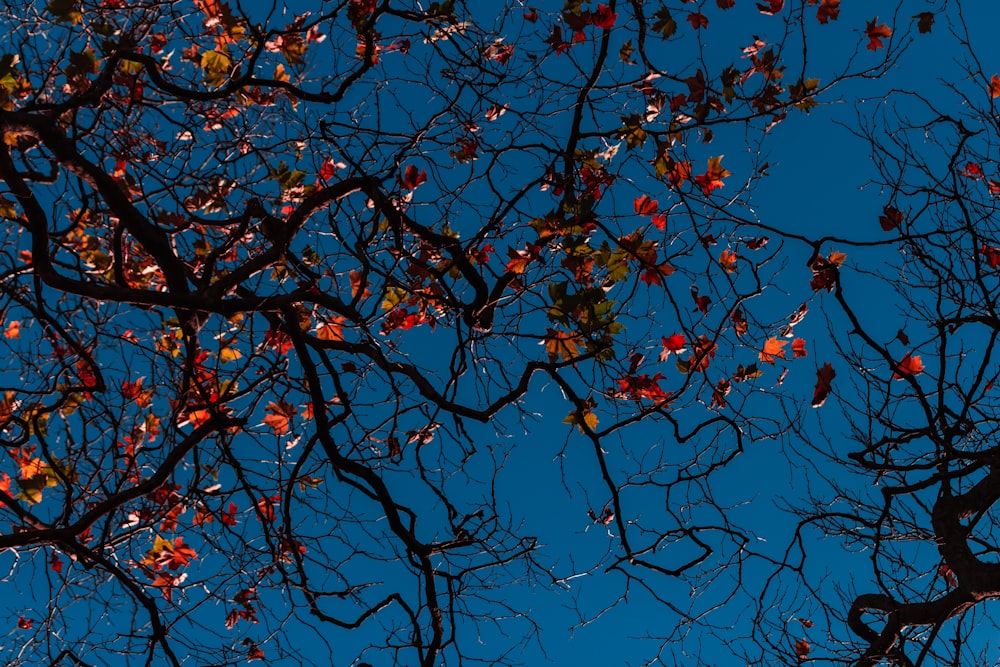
[201,49,232,86]
[789,78,820,113]
[652,6,677,39]
[617,114,648,150]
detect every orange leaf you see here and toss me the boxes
[792,338,807,358]
[794,638,810,660]
[263,400,297,435]
[122,377,154,408]
[544,329,582,363]
[990,75,1000,99]
[505,243,541,274]
[316,316,344,341]
[759,337,787,365]
[256,495,279,522]
[666,159,692,188]
[3,320,19,339]
[633,194,658,216]
[694,156,730,195]
[719,249,738,273]
[687,335,718,372]
[893,352,924,379]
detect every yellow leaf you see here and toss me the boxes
[263,400,297,435]
[200,49,232,73]
[219,346,242,363]
[563,409,599,434]
[544,330,582,363]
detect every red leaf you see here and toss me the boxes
[256,495,279,523]
[263,326,293,355]
[318,157,340,182]
[651,214,667,230]
[380,308,432,334]
[808,252,845,292]
[687,335,718,372]
[617,373,670,401]
[684,70,706,103]
[865,18,892,51]
[659,334,687,361]
[815,0,839,24]
[811,362,835,407]
[641,263,675,286]
[716,0,735,8]
[879,205,904,231]
[666,159,692,188]
[961,162,984,179]
[399,164,428,190]
[544,26,571,55]
[893,352,924,379]
[938,563,957,587]
[794,639,810,660]
[711,378,731,409]
[591,4,617,29]
[756,0,783,15]
[990,75,1000,99]
[792,338,807,358]
[17,616,32,630]
[633,194,659,216]
[982,244,1000,268]
[692,291,711,314]
[686,12,708,29]
[220,502,239,526]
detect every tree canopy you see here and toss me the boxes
[2,1,999,665]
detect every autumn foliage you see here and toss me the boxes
[0,1,983,666]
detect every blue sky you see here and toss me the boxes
[5,2,1000,666]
